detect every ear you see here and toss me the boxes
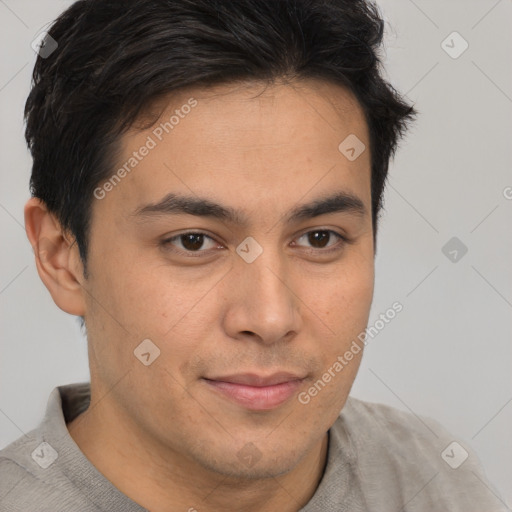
[24,197,86,316]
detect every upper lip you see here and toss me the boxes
[204,372,306,387]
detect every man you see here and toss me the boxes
[0,0,507,511]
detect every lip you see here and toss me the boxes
[203,372,306,411]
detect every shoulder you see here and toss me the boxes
[337,396,457,478]
[330,396,509,512]
[0,432,55,511]
[0,430,100,512]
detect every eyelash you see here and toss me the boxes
[160,229,349,257]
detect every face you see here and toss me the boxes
[82,79,374,479]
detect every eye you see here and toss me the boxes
[292,229,347,252]
[161,232,222,255]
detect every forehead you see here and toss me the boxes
[96,79,371,224]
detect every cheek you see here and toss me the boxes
[301,275,371,422]
[97,265,225,372]
[301,258,373,406]
[343,245,375,310]
[311,258,374,333]
[89,258,206,337]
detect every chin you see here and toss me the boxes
[189,439,304,481]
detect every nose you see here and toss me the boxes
[222,245,302,345]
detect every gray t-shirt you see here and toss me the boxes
[0,382,508,511]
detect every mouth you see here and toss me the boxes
[202,372,306,411]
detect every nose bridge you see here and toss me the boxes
[230,241,299,343]
[252,256,289,309]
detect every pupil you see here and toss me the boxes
[308,231,329,248]
[182,234,204,251]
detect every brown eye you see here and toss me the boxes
[162,232,220,254]
[180,233,206,251]
[307,230,330,248]
[295,230,345,251]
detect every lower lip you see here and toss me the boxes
[204,379,304,411]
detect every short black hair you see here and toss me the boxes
[25,0,416,277]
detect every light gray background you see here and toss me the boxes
[1,0,511,506]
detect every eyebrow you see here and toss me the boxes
[131,191,367,225]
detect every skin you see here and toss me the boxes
[24,78,375,512]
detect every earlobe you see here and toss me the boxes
[24,197,86,316]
